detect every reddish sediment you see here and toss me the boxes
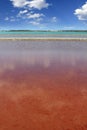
[0,58,87,130]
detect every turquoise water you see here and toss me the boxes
[0,31,87,39]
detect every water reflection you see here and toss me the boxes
[0,49,87,73]
[0,40,87,130]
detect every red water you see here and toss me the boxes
[0,48,87,130]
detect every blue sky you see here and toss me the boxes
[0,0,87,30]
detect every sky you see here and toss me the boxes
[0,0,87,30]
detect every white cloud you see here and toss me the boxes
[36,17,43,22]
[17,10,28,17]
[27,13,44,19]
[17,10,44,25]
[17,10,44,21]
[28,0,49,10]
[10,0,49,10]
[28,13,44,26]
[51,17,57,22]
[10,0,50,26]
[74,2,87,20]
[10,0,27,7]
[5,16,16,22]
[29,21,40,25]
[19,10,28,14]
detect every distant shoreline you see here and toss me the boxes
[0,30,87,32]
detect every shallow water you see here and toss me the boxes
[0,40,87,130]
[0,31,87,39]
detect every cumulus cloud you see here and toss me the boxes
[28,13,44,26]
[19,10,28,14]
[18,10,44,20]
[10,0,49,10]
[17,10,28,17]
[28,0,49,10]
[17,10,44,25]
[74,2,87,20]
[10,0,50,26]
[10,0,27,7]
[27,13,44,19]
